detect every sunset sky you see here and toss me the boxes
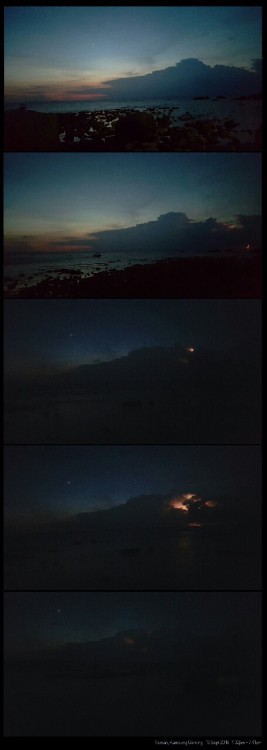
[4,6,262,102]
[4,153,261,255]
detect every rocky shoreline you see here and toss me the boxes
[5,253,261,299]
[4,104,262,151]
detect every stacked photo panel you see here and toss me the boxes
[4,6,262,739]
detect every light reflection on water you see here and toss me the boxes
[175,531,197,572]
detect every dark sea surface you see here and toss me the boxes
[5,661,261,736]
[4,248,164,292]
[4,524,261,591]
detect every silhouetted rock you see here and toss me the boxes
[4,103,261,152]
[4,109,60,150]
[114,111,157,144]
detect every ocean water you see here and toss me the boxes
[6,668,260,736]
[5,96,261,140]
[4,249,164,291]
[5,97,185,113]
[5,524,261,591]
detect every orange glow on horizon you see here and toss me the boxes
[46,92,108,102]
[186,347,195,353]
[188,522,204,528]
[205,500,217,508]
[5,78,112,103]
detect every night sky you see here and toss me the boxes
[4,299,261,376]
[4,445,261,524]
[4,7,261,102]
[4,591,259,652]
[4,153,261,257]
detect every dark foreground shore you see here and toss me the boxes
[4,105,262,151]
[5,254,261,299]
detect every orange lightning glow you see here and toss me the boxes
[188,523,204,528]
[168,492,218,515]
[170,499,189,512]
[246,244,250,250]
[169,493,199,513]
[186,347,195,353]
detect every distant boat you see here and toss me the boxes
[93,253,101,258]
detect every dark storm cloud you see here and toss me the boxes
[4,212,262,258]
[251,58,262,74]
[92,211,261,257]
[104,58,262,99]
